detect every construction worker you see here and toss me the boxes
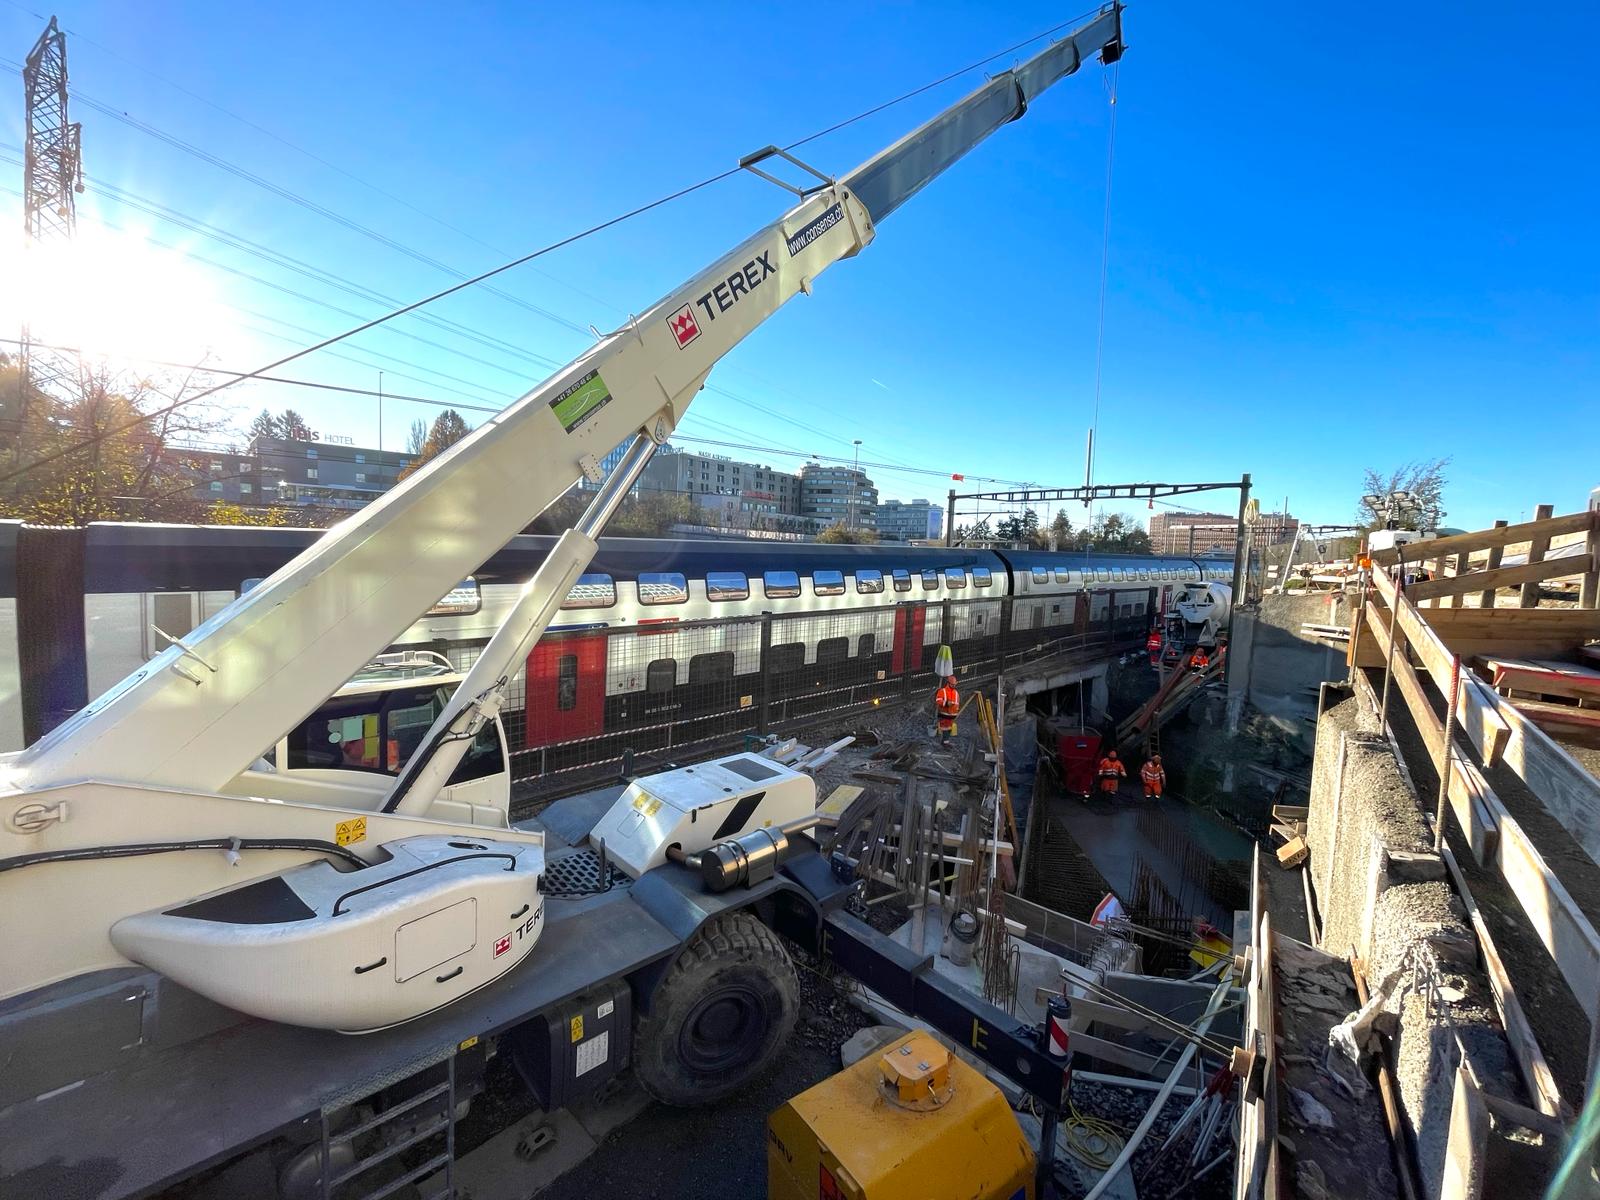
[1140,754,1166,799]
[1096,749,1126,796]
[1190,647,1211,673]
[933,675,960,746]
[1145,627,1162,653]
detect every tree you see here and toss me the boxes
[248,409,279,441]
[816,522,878,544]
[1048,510,1072,549]
[276,409,317,441]
[208,500,295,527]
[405,417,428,456]
[0,354,229,526]
[995,509,1040,546]
[1358,458,1449,529]
[397,410,471,482]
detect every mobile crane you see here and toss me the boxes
[0,9,1124,1197]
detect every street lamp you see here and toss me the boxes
[851,439,862,530]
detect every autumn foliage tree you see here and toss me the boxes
[397,409,471,483]
[0,354,230,526]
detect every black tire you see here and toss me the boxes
[633,910,799,1106]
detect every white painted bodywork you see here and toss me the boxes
[111,835,544,1032]
[589,752,816,878]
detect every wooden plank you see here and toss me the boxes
[1364,601,1446,760]
[1370,510,1591,566]
[1521,503,1557,607]
[1442,1063,1489,1200]
[1489,802,1600,1028]
[1408,555,1584,605]
[1427,608,1600,637]
[1492,697,1600,868]
[1582,513,1599,610]
[1486,657,1600,701]
[1440,845,1566,1118]
[1511,699,1600,732]
[1480,519,1509,609]
[1446,756,1500,866]
[1456,674,1510,767]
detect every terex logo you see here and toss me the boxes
[667,305,700,349]
[694,251,776,326]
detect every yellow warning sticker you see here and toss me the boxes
[458,1035,480,1051]
[631,794,662,817]
[739,694,753,708]
[335,816,367,847]
[570,1014,584,1043]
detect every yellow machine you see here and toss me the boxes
[768,1031,1035,1200]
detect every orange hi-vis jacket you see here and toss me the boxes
[1097,756,1126,780]
[934,683,960,717]
[1141,761,1165,786]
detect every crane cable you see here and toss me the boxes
[1085,58,1120,523]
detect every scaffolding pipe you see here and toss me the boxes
[1080,975,1233,1200]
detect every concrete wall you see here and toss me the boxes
[1228,592,1353,751]
[1305,683,1541,1200]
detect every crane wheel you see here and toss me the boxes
[633,910,799,1106]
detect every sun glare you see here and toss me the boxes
[2,218,244,371]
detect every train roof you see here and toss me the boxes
[49,520,1234,593]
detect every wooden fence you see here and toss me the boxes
[1351,506,1600,1115]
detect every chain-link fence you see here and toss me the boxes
[507,594,1149,798]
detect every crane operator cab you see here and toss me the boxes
[223,652,513,828]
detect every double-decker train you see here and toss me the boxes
[55,528,1229,763]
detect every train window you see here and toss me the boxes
[706,571,749,602]
[562,573,616,610]
[557,655,578,711]
[645,659,677,693]
[689,652,734,685]
[858,633,877,659]
[638,573,688,606]
[892,569,912,592]
[1139,568,1150,580]
[855,569,884,594]
[973,567,993,588]
[763,570,801,599]
[1032,567,1050,585]
[1097,568,1111,582]
[944,569,967,589]
[1055,569,1071,584]
[921,570,941,591]
[817,637,849,665]
[768,643,805,673]
[813,570,846,597]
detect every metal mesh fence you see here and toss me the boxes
[508,594,1149,797]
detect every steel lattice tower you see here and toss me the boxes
[17,15,83,421]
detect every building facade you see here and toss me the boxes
[799,463,877,532]
[876,498,944,542]
[1148,509,1298,555]
[638,444,802,516]
[186,436,413,512]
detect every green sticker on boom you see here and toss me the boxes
[549,370,612,433]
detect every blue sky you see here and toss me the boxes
[1,1,1595,531]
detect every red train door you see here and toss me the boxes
[525,633,606,747]
[890,605,928,674]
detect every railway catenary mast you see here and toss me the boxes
[1,7,1126,1012]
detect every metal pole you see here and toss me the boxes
[1377,547,1404,729]
[946,488,957,547]
[1036,1104,1060,1197]
[1434,654,1461,853]
[377,370,385,486]
[1228,472,1251,625]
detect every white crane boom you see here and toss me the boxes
[8,6,1123,807]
